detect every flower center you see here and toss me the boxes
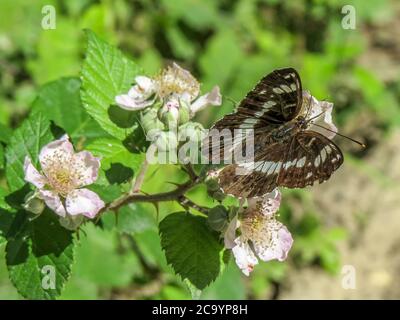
[241,212,272,244]
[41,151,82,196]
[154,65,199,100]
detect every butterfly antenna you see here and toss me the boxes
[304,93,313,119]
[306,111,325,123]
[312,123,366,148]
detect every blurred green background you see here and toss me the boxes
[1,0,400,299]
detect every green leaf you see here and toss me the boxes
[159,212,224,289]
[5,110,54,192]
[101,204,156,234]
[26,19,80,85]
[86,138,144,172]
[201,259,245,299]
[64,224,140,288]
[80,29,142,140]
[134,229,169,271]
[0,123,12,144]
[3,210,75,300]
[0,187,12,212]
[0,188,14,245]
[0,143,4,170]
[31,77,110,144]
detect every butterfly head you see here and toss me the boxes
[296,115,309,130]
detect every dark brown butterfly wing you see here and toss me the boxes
[206,68,302,161]
[277,131,343,188]
[212,67,302,132]
[217,131,343,198]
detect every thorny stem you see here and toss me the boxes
[183,163,198,181]
[101,175,202,214]
[177,195,209,215]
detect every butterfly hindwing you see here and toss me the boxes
[277,131,343,188]
[217,132,343,198]
[217,142,289,198]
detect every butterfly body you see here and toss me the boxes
[207,67,343,198]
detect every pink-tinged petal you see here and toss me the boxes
[190,86,222,114]
[24,157,47,189]
[224,216,239,249]
[39,134,74,170]
[134,76,155,94]
[247,188,282,215]
[310,100,337,139]
[72,151,101,187]
[38,190,66,217]
[232,238,258,276]
[115,94,152,111]
[254,221,293,262]
[66,188,105,219]
[303,91,337,139]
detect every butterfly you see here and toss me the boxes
[205,67,344,198]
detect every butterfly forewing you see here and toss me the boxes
[207,68,302,161]
[212,68,302,132]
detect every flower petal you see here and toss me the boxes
[245,189,281,218]
[24,157,47,188]
[38,190,66,217]
[72,151,101,187]
[190,86,222,114]
[134,76,155,94]
[224,216,239,249]
[232,238,258,276]
[115,93,153,111]
[304,92,337,139]
[66,188,105,219]
[39,134,74,171]
[253,220,293,262]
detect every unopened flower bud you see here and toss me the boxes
[178,98,190,125]
[178,122,206,143]
[59,215,84,231]
[140,103,165,133]
[154,131,178,152]
[205,169,226,201]
[23,191,45,215]
[158,99,180,129]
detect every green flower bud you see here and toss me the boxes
[205,177,220,192]
[178,98,190,125]
[155,131,178,152]
[178,122,206,143]
[140,104,165,133]
[59,215,84,231]
[158,99,179,129]
[204,169,226,201]
[23,191,45,215]
[207,188,226,202]
[208,205,228,231]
